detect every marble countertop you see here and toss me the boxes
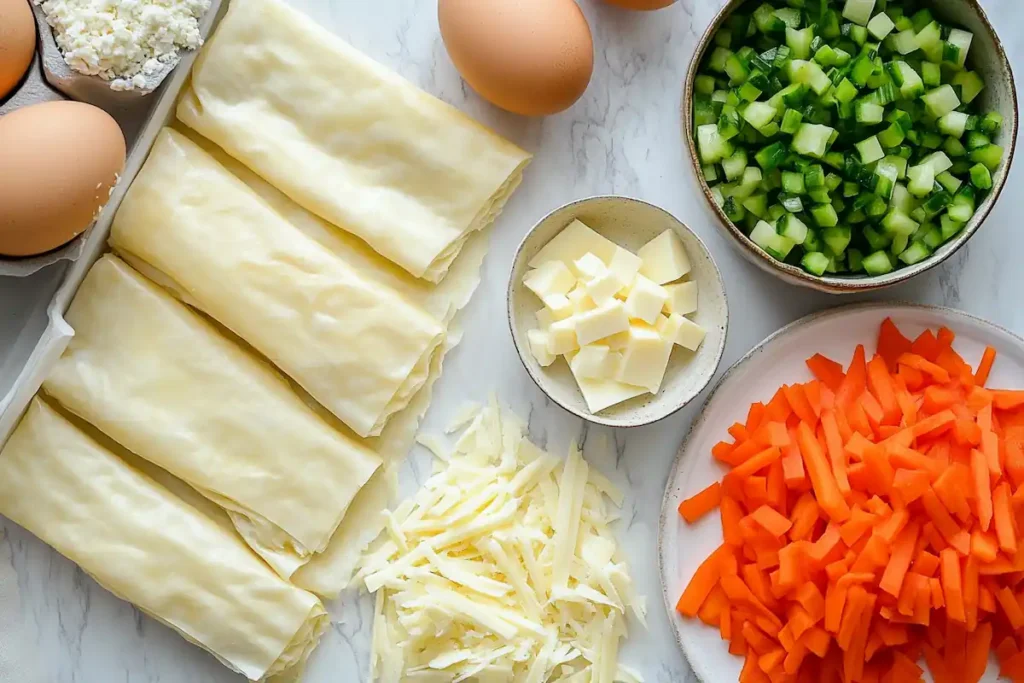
[5,0,1024,681]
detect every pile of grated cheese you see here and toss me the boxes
[35,0,210,90]
[358,398,646,683]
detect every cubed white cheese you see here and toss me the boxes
[567,285,597,314]
[674,317,707,351]
[637,229,691,284]
[574,252,608,281]
[586,269,625,306]
[524,261,576,300]
[535,308,555,330]
[527,329,556,366]
[570,345,617,380]
[573,375,648,413]
[663,280,698,316]
[623,275,669,325]
[547,318,579,355]
[574,300,630,347]
[601,330,631,351]
[541,293,574,321]
[608,248,642,292]
[617,323,673,393]
[529,220,619,275]
[656,312,683,339]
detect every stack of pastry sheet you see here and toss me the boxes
[0,0,529,677]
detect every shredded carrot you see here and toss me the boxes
[678,319,1024,683]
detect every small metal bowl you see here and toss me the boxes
[507,196,729,428]
[683,0,1018,293]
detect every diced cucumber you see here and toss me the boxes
[947,188,976,223]
[938,111,970,139]
[881,209,919,236]
[742,101,779,130]
[732,167,764,199]
[867,12,895,40]
[940,214,965,240]
[921,225,944,249]
[898,241,932,265]
[788,60,833,95]
[936,171,962,194]
[921,191,952,218]
[921,62,941,87]
[723,196,746,222]
[945,28,973,69]
[695,75,716,95]
[708,47,733,73]
[862,250,894,275]
[874,160,898,199]
[792,123,835,157]
[965,131,991,151]
[981,112,1004,135]
[890,29,919,55]
[922,85,961,118]
[906,163,935,197]
[742,193,769,218]
[915,21,943,62]
[952,71,985,104]
[722,149,749,181]
[970,144,1004,171]
[803,228,823,252]
[855,135,884,164]
[969,163,993,190]
[884,155,908,179]
[780,109,803,134]
[779,213,809,243]
[774,7,802,29]
[755,142,787,171]
[891,61,924,99]
[855,101,885,124]
[781,195,804,213]
[848,248,865,272]
[803,164,826,189]
[753,3,786,34]
[944,137,967,158]
[811,204,840,227]
[802,251,831,276]
[890,233,910,257]
[781,170,806,194]
[697,124,732,164]
[843,0,876,26]
[702,164,718,183]
[750,220,796,259]
[920,151,953,175]
[786,27,814,60]
[823,225,852,254]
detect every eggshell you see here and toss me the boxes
[0,0,36,99]
[603,0,675,9]
[0,101,126,257]
[439,0,594,116]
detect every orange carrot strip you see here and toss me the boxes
[749,505,793,538]
[971,448,993,532]
[727,446,783,481]
[892,468,931,506]
[993,481,1018,555]
[941,548,966,622]
[975,346,997,386]
[921,490,971,555]
[679,482,723,523]
[970,530,1000,563]
[911,409,956,438]
[867,355,902,425]
[784,384,818,426]
[837,345,867,409]
[721,496,744,548]
[677,545,733,617]
[993,390,1024,411]
[880,521,921,597]
[821,410,851,495]
[878,317,914,372]
[796,422,851,523]
[997,585,1024,629]
[806,353,845,392]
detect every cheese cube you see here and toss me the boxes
[529,220,619,275]
[574,300,630,347]
[527,329,556,366]
[586,268,625,306]
[547,318,579,355]
[656,312,683,339]
[574,252,608,281]
[570,344,617,380]
[601,330,631,351]
[541,293,574,321]
[574,375,647,413]
[623,275,668,325]
[617,323,673,393]
[524,260,576,300]
[608,247,642,291]
[663,280,698,316]
[536,307,555,330]
[567,285,597,314]
[674,317,707,351]
[637,229,691,284]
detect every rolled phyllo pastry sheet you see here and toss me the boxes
[176,0,530,282]
[43,254,382,578]
[0,398,328,681]
[109,128,445,439]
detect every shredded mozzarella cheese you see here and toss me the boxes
[359,399,645,682]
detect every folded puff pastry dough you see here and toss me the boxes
[43,255,382,578]
[0,398,328,681]
[110,128,445,439]
[177,0,531,282]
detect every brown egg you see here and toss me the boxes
[0,0,36,99]
[0,101,126,257]
[439,0,594,116]
[603,0,675,9]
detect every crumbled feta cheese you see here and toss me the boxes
[36,0,211,90]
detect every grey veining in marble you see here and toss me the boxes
[3,0,1024,681]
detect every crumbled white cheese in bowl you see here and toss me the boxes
[358,398,646,683]
[35,0,211,90]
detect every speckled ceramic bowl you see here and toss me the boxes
[683,0,1018,293]
[507,196,729,428]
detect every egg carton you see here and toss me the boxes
[0,0,229,438]
[0,0,225,278]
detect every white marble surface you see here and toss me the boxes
[4,0,1024,681]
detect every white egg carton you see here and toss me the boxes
[0,0,229,439]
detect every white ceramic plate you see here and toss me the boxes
[658,302,1024,683]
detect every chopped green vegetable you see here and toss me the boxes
[694,0,1003,278]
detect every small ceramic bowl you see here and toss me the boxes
[683,0,1018,293]
[507,196,729,428]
